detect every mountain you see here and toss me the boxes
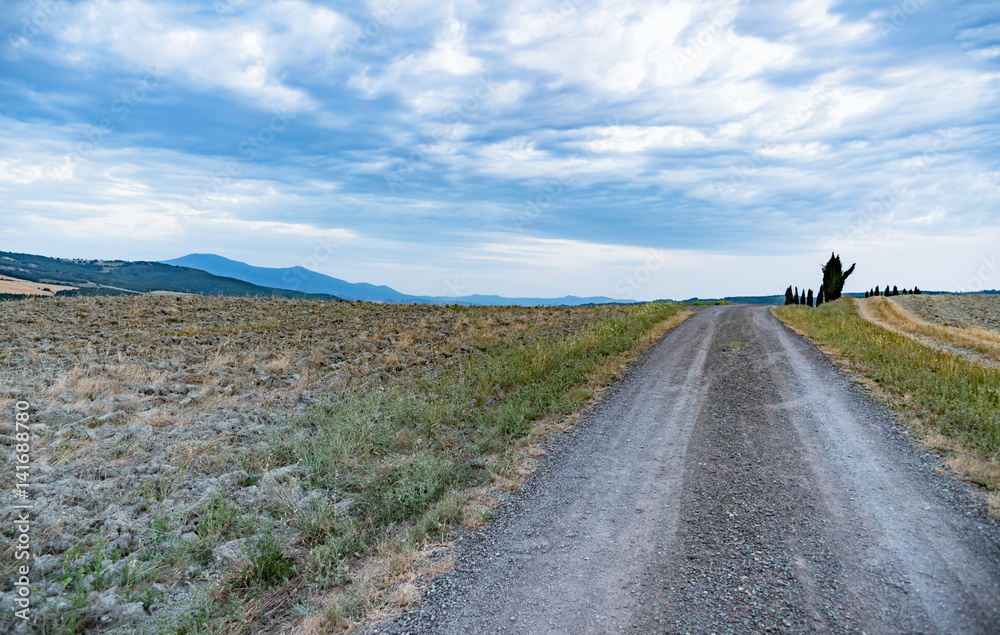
[162,253,635,306]
[162,254,412,302]
[0,251,340,300]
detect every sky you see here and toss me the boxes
[1,0,998,300]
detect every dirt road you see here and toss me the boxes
[378,305,1000,634]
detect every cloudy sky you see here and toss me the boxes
[1,0,998,300]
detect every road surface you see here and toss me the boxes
[378,305,1000,634]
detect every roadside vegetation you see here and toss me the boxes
[857,296,1000,364]
[0,295,685,633]
[773,298,1000,514]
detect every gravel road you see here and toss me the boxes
[375,305,1000,634]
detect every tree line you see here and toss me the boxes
[784,253,855,307]
[784,253,923,306]
[864,286,921,297]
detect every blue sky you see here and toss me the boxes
[1,0,998,300]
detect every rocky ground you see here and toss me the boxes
[893,293,1000,332]
[0,294,608,632]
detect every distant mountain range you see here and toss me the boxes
[6,250,971,306]
[161,253,636,306]
[0,251,339,301]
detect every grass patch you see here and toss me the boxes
[773,299,1000,496]
[235,533,297,589]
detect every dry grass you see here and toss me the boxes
[0,274,77,296]
[857,296,1000,365]
[301,541,458,633]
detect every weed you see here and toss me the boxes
[196,492,245,541]
[234,533,296,589]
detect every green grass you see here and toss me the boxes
[774,299,1000,462]
[216,301,684,629]
[234,533,297,589]
[287,302,682,528]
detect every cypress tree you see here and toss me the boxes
[816,287,825,306]
[864,290,869,298]
[892,285,899,296]
[785,285,794,305]
[821,253,856,302]
[800,290,806,305]
[807,289,814,306]
[914,287,922,294]
[794,287,799,305]
[874,285,880,296]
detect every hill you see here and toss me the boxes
[162,253,635,306]
[0,251,340,300]
[162,253,411,302]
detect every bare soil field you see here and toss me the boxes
[0,294,681,632]
[856,294,1000,366]
[0,276,77,297]
[893,293,1000,332]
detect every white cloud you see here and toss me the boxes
[195,217,357,241]
[0,157,74,183]
[52,0,350,110]
[28,207,183,239]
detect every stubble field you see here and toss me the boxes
[892,292,1000,332]
[0,294,683,633]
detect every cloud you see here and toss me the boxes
[46,0,350,111]
[0,0,998,298]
